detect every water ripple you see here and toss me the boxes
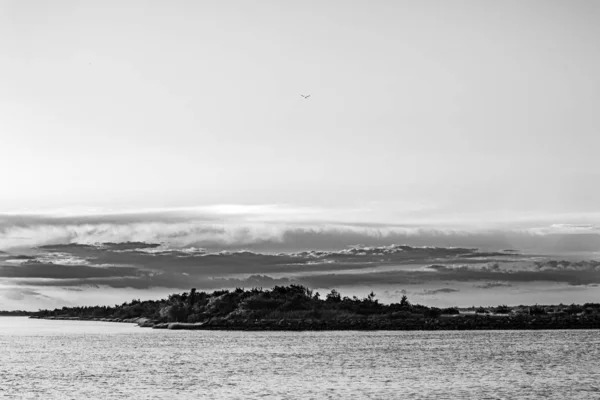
[1,318,599,399]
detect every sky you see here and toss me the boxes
[1,1,599,310]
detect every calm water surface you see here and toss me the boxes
[1,317,599,399]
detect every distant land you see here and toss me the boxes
[25,285,600,331]
[0,310,35,316]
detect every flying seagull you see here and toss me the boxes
[301,94,311,99]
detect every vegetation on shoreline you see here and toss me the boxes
[28,285,600,330]
[0,310,36,316]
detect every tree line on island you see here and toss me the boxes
[29,285,600,330]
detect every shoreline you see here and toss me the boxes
[29,315,600,331]
[27,285,600,332]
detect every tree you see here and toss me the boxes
[366,291,376,302]
[326,289,341,303]
[495,305,511,314]
[400,295,410,308]
[166,304,188,322]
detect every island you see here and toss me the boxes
[28,285,600,330]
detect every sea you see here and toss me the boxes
[1,317,599,399]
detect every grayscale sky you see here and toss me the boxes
[2,0,599,221]
[1,1,599,310]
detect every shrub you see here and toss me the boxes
[425,307,442,318]
[187,314,203,323]
[495,305,511,314]
[278,294,311,311]
[165,304,188,322]
[242,296,282,311]
[583,303,600,309]
[565,304,584,315]
[529,305,546,316]
[441,307,460,315]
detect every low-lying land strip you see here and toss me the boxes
[27,285,600,330]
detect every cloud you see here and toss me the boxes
[1,241,599,292]
[0,288,51,301]
[533,260,600,271]
[26,243,517,278]
[0,244,490,288]
[474,282,513,289]
[419,288,460,295]
[383,289,409,296]
[292,260,600,289]
[0,221,289,250]
[0,262,141,280]
[2,207,600,254]
[10,273,292,291]
[7,255,36,260]
[39,242,162,252]
[548,224,599,232]
[423,263,600,286]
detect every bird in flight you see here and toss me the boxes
[301,94,311,99]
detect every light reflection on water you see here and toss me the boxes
[1,317,599,399]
